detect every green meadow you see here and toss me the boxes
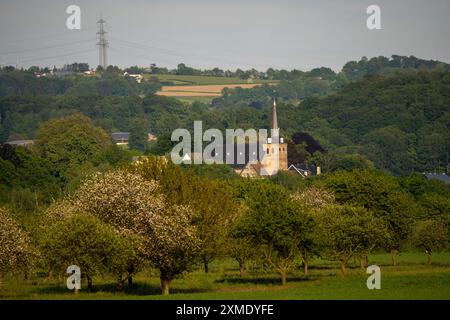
[2,252,449,300]
[146,74,276,86]
[176,96,216,104]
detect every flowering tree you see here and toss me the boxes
[0,207,36,284]
[292,187,335,211]
[46,170,200,295]
[129,156,239,274]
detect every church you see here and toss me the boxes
[234,98,288,177]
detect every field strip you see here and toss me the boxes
[156,91,221,97]
[156,83,274,97]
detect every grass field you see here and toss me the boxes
[1,252,450,300]
[147,74,276,86]
[176,96,216,104]
[148,74,277,101]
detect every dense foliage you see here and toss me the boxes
[2,62,449,175]
[0,55,448,295]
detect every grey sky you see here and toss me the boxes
[1,0,449,71]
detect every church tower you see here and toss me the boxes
[260,97,288,175]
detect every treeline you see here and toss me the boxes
[0,66,160,96]
[1,72,449,175]
[290,71,450,174]
[128,55,449,80]
[1,60,449,175]
[215,55,450,103]
[217,71,450,174]
[3,55,447,97]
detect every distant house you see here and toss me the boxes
[34,72,49,78]
[5,140,34,148]
[424,173,450,184]
[288,164,321,177]
[83,70,96,76]
[123,72,143,83]
[147,133,157,142]
[111,132,130,146]
[288,164,310,177]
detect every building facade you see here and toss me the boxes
[235,98,288,177]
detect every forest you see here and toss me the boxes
[1,55,449,175]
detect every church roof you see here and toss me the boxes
[203,143,264,169]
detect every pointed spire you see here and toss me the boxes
[272,96,278,131]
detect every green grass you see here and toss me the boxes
[1,252,450,300]
[177,96,216,104]
[146,74,276,86]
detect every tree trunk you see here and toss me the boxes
[117,275,124,292]
[45,270,53,281]
[160,274,171,296]
[204,259,209,274]
[302,252,309,276]
[359,255,367,270]
[279,270,287,286]
[239,263,246,278]
[87,275,93,291]
[339,261,347,276]
[427,253,432,265]
[127,266,134,287]
[390,250,398,267]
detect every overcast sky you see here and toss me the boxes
[1,0,449,71]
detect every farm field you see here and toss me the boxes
[156,83,269,98]
[147,74,277,86]
[176,96,217,104]
[149,74,277,101]
[2,252,450,300]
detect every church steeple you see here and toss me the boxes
[272,96,278,131]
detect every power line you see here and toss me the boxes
[0,21,288,70]
[110,36,286,70]
[0,28,94,46]
[16,48,97,64]
[111,36,246,66]
[112,30,292,67]
[109,47,174,66]
[0,38,97,56]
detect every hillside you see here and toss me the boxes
[0,57,449,175]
